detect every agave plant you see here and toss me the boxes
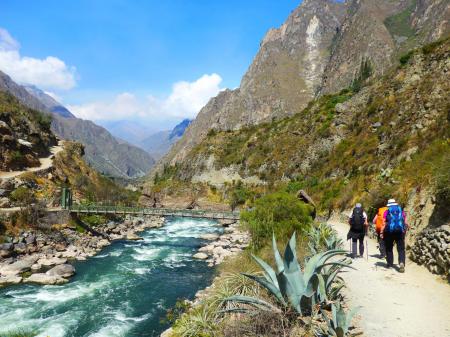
[224,233,351,316]
[321,302,359,337]
[308,224,343,255]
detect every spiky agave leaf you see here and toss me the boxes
[272,233,284,274]
[281,233,307,313]
[251,254,279,289]
[241,273,286,306]
[222,295,280,312]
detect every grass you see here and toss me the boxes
[384,0,416,39]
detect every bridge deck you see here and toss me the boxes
[67,205,240,220]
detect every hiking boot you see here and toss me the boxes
[399,263,405,273]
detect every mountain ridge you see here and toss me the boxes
[154,0,449,173]
[0,71,155,179]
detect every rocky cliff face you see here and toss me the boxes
[0,92,56,171]
[0,71,155,179]
[157,0,449,170]
[319,0,450,94]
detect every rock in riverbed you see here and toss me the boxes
[0,275,22,286]
[193,253,208,260]
[0,256,38,276]
[199,233,220,241]
[25,273,68,285]
[46,264,75,278]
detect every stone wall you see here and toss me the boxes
[410,225,450,281]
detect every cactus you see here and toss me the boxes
[224,233,351,316]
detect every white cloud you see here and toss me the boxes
[0,27,76,90]
[68,73,223,121]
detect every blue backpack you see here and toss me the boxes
[386,205,405,233]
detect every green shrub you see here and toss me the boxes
[10,186,34,205]
[80,214,107,227]
[399,51,414,66]
[11,151,23,162]
[241,192,313,249]
[228,181,255,210]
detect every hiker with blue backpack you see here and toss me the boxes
[381,199,408,273]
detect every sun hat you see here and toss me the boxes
[387,199,398,206]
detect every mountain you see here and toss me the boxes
[0,71,155,179]
[0,91,56,171]
[23,85,75,118]
[156,0,449,169]
[97,120,152,146]
[144,37,450,243]
[140,119,191,160]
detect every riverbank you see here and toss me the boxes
[0,215,164,286]
[0,217,220,336]
[193,219,250,266]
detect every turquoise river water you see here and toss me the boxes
[0,217,221,336]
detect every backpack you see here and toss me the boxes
[351,207,365,232]
[385,205,405,233]
[375,207,387,234]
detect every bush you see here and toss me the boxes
[399,51,413,66]
[228,181,255,210]
[240,192,313,249]
[10,186,35,206]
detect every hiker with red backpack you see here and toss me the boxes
[347,203,368,258]
[381,199,408,273]
[372,206,387,258]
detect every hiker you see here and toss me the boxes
[380,199,408,272]
[372,206,387,258]
[347,203,368,258]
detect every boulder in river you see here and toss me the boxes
[46,264,75,278]
[0,275,22,286]
[37,256,67,267]
[25,273,68,285]
[126,232,143,241]
[199,233,220,241]
[0,256,38,276]
[193,253,208,260]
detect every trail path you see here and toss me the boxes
[329,220,450,337]
[0,142,63,180]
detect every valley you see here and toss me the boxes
[0,0,449,336]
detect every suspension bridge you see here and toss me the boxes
[60,188,240,220]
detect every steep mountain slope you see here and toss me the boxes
[157,0,449,170]
[144,39,449,241]
[51,116,155,178]
[0,71,155,178]
[319,0,450,94]
[0,92,56,171]
[140,119,191,160]
[24,85,75,118]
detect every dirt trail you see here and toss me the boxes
[329,220,450,337]
[0,142,63,180]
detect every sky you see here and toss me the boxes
[1,0,300,133]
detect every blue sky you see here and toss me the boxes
[1,0,300,131]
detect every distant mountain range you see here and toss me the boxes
[99,118,192,161]
[0,70,155,179]
[139,119,191,160]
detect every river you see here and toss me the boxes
[0,217,221,336]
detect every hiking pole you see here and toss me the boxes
[366,227,369,261]
[366,237,369,261]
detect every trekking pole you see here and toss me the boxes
[366,227,369,261]
[366,237,369,261]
